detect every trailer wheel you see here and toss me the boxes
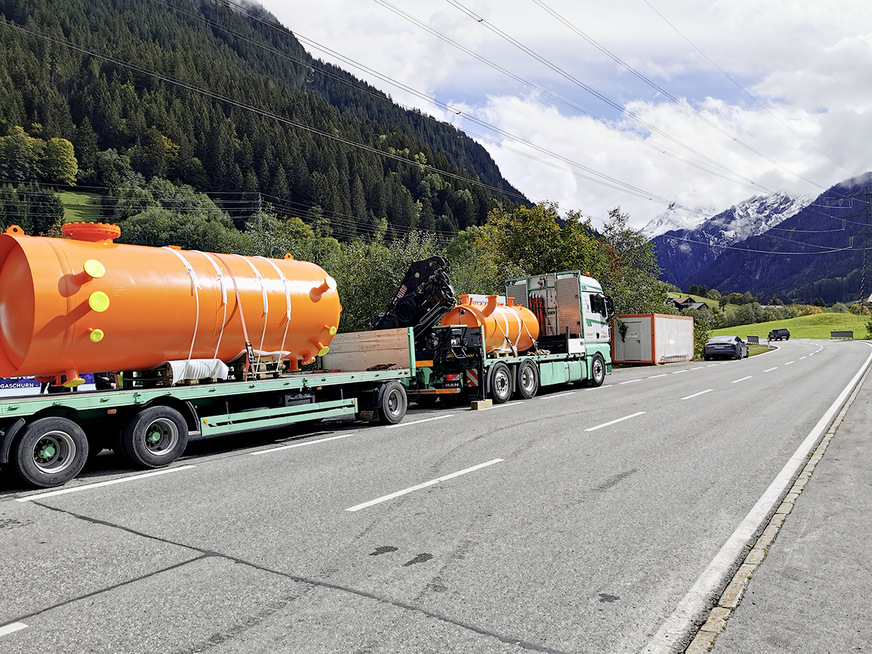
[11,417,89,488]
[375,381,408,424]
[588,353,606,387]
[118,406,188,468]
[488,362,512,404]
[516,360,539,399]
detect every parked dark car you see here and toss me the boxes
[703,335,749,360]
[768,328,790,341]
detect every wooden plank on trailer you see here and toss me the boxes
[322,328,413,371]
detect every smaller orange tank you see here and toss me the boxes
[440,294,539,354]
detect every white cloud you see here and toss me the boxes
[258,0,872,228]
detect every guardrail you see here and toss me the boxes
[830,330,854,339]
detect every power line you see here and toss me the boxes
[0,18,531,208]
[206,0,765,207]
[373,0,775,196]
[641,0,851,176]
[529,0,826,190]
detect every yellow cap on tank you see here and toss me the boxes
[83,259,106,279]
[89,328,105,343]
[88,291,110,313]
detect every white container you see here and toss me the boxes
[611,313,694,364]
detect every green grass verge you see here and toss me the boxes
[58,191,102,223]
[711,312,870,340]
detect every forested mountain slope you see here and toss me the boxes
[690,175,872,304]
[0,0,526,237]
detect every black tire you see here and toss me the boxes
[375,381,408,424]
[516,360,539,399]
[704,355,711,361]
[118,406,188,468]
[488,362,512,404]
[588,353,606,387]
[11,417,89,488]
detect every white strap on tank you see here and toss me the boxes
[163,247,200,361]
[257,257,292,369]
[492,311,517,355]
[198,252,229,361]
[241,256,269,364]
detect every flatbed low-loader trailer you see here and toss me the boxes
[0,328,415,489]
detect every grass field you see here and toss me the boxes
[58,191,103,223]
[711,312,869,340]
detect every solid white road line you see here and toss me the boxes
[732,376,752,384]
[584,412,646,432]
[385,415,455,428]
[253,433,355,454]
[0,623,27,637]
[764,367,778,373]
[16,466,195,502]
[681,389,714,401]
[346,459,504,512]
[645,343,872,654]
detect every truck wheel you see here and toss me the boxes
[488,362,512,404]
[118,406,188,468]
[375,381,408,424]
[588,353,606,387]
[516,360,539,399]
[11,417,89,488]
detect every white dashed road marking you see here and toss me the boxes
[346,459,504,511]
[584,412,646,432]
[681,389,713,401]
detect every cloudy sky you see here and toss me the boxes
[256,0,872,229]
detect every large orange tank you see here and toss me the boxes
[0,223,342,386]
[440,294,539,354]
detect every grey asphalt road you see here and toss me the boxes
[1,339,869,654]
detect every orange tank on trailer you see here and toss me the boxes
[0,223,342,386]
[440,294,540,354]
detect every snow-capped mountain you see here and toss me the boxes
[641,203,713,238]
[651,192,811,288]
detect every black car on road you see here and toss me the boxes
[703,335,749,360]
[768,328,790,341]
